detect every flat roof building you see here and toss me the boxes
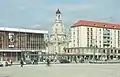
[0,27,48,62]
[64,20,120,61]
[71,20,120,48]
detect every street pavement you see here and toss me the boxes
[0,63,120,77]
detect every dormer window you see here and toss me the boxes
[104,25,106,27]
[113,26,115,28]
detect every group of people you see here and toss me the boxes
[20,58,51,67]
[4,59,13,67]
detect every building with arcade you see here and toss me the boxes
[64,20,120,61]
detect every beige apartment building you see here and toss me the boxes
[64,20,120,61]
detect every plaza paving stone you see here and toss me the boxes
[0,63,120,77]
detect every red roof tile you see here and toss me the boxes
[72,20,120,29]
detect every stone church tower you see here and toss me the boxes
[49,9,68,54]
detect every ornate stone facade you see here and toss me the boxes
[48,9,69,54]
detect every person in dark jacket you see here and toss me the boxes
[20,60,24,67]
[46,58,50,66]
[5,61,8,67]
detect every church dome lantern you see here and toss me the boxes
[56,9,61,14]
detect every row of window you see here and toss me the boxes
[65,49,120,54]
[0,32,45,49]
[72,27,120,47]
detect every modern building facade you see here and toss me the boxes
[48,9,69,54]
[71,20,120,48]
[0,27,48,61]
[64,20,120,61]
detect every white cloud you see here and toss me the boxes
[18,6,27,10]
[0,19,3,22]
[1,0,120,32]
[43,4,93,12]
[30,24,41,29]
[30,24,48,30]
[39,0,120,29]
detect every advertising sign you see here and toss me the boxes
[8,33,14,47]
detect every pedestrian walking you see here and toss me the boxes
[10,59,13,66]
[43,59,46,64]
[20,59,24,67]
[46,58,50,66]
[5,61,8,67]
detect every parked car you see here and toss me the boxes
[33,60,38,64]
[0,62,3,67]
[0,61,11,67]
[25,60,32,64]
[79,59,84,63]
[59,59,70,63]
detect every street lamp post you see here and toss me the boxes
[44,34,49,58]
[4,53,6,61]
[91,39,96,61]
[0,53,3,61]
[93,47,95,61]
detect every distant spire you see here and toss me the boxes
[56,8,61,14]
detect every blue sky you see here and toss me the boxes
[0,0,120,33]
